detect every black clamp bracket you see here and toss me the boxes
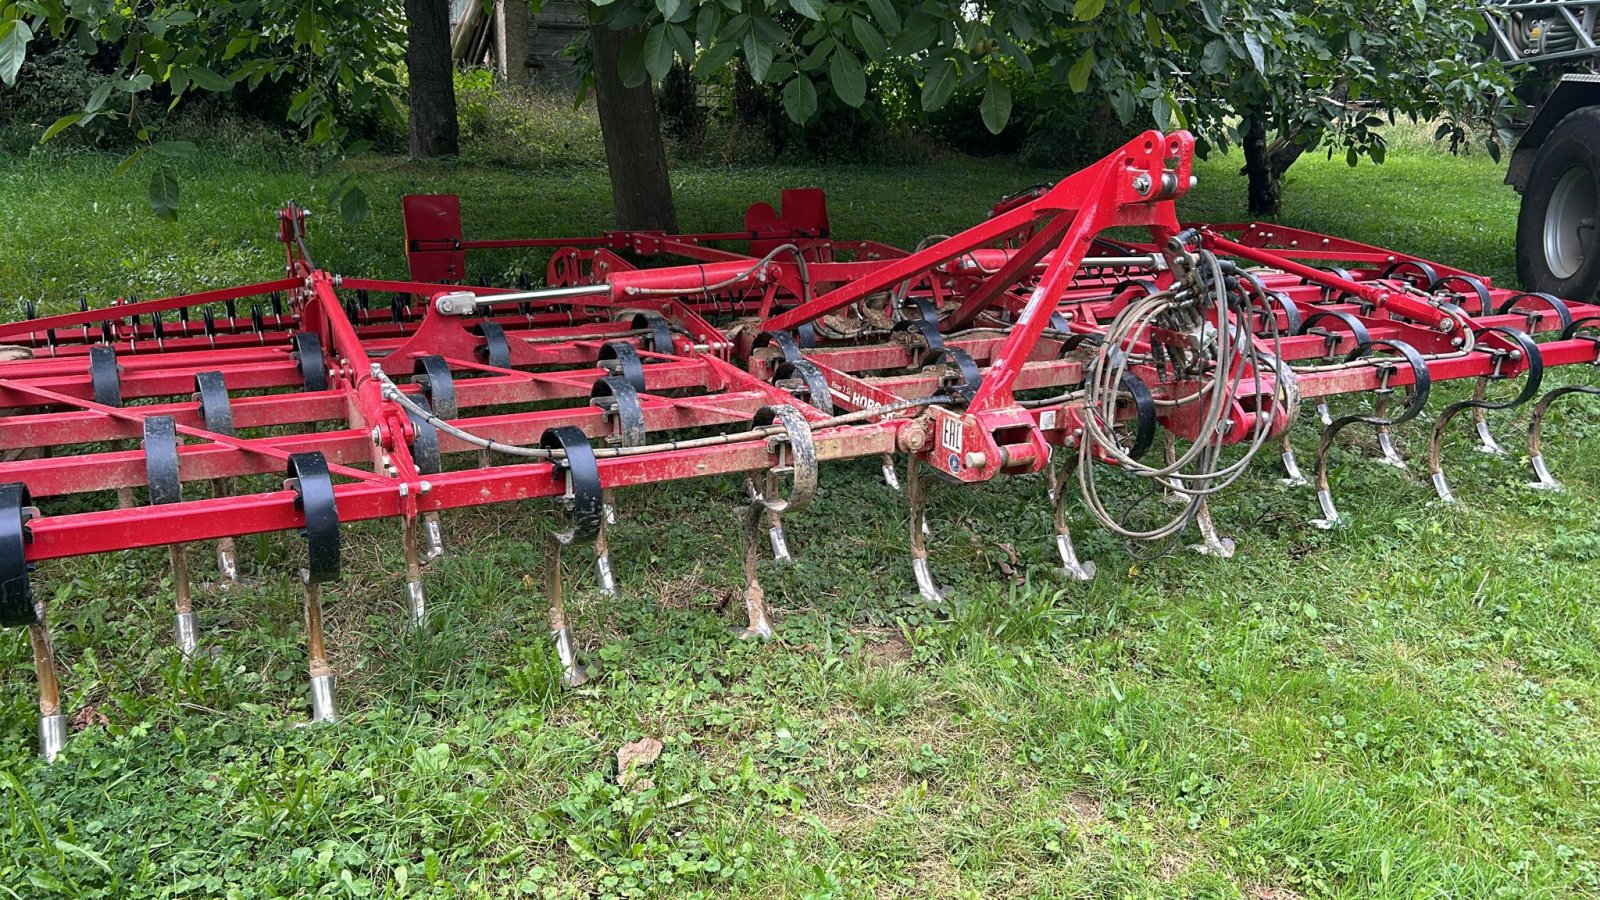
[476,321,511,368]
[195,371,234,436]
[598,341,647,392]
[89,344,122,407]
[592,376,647,447]
[751,405,818,516]
[0,483,36,628]
[773,359,834,414]
[292,332,328,391]
[541,426,604,544]
[411,355,458,419]
[142,415,182,505]
[288,452,340,584]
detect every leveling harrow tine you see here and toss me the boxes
[1426,327,1543,503]
[542,426,604,687]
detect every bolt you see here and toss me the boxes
[1132,174,1152,196]
[964,451,987,469]
[399,483,410,497]
[419,480,432,493]
[370,427,381,444]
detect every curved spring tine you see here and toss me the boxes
[594,512,617,598]
[1373,395,1407,470]
[1429,329,1544,501]
[1188,496,1236,558]
[907,455,947,604]
[301,571,338,723]
[1280,431,1308,487]
[1527,384,1600,491]
[31,598,65,762]
[422,511,445,560]
[881,452,901,491]
[544,522,592,688]
[1050,456,1096,581]
[733,499,776,641]
[1312,340,1432,528]
[403,516,427,627]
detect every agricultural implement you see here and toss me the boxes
[3,130,1597,761]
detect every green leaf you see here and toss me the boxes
[656,0,683,21]
[788,0,823,21]
[782,75,818,123]
[920,57,958,112]
[642,25,674,82]
[696,40,738,76]
[865,0,901,34]
[1152,95,1173,131]
[890,15,939,55]
[1072,0,1106,21]
[1068,48,1095,93]
[1200,39,1228,75]
[149,167,180,222]
[40,113,80,143]
[1242,31,1266,75]
[151,140,197,160]
[0,19,33,87]
[829,47,865,107]
[341,184,369,224]
[980,78,1011,134]
[190,67,233,92]
[851,17,886,61]
[744,31,774,82]
[618,29,648,88]
[85,81,112,113]
[113,145,147,179]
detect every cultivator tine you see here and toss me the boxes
[1311,341,1432,528]
[1050,457,1096,580]
[1373,396,1408,469]
[143,415,196,657]
[1427,328,1544,503]
[736,499,776,639]
[402,516,427,627]
[301,572,338,723]
[907,455,946,604]
[543,526,590,688]
[31,609,65,763]
[287,453,340,724]
[1279,432,1308,486]
[734,406,817,636]
[1527,384,1600,491]
[880,452,901,491]
[541,427,604,685]
[170,544,197,657]
[1189,497,1236,558]
[196,371,243,584]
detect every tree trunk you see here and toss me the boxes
[494,0,531,85]
[1241,114,1314,218]
[1242,116,1280,217]
[590,23,677,231]
[406,0,459,159]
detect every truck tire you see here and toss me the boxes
[1518,108,1600,299]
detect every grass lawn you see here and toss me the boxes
[1,119,1598,899]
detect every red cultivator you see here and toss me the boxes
[3,130,1596,760]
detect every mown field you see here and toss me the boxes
[0,112,1598,899]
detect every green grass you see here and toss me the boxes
[1,115,1598,899]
